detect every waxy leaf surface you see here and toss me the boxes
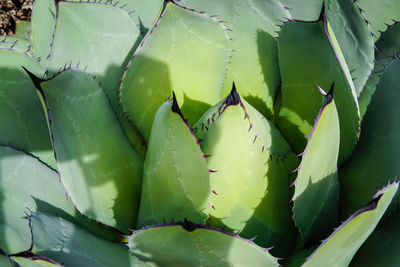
[138,99,211,227]
[292,91,340,245]
[324,0,374,96]
[34,69,143,231]
[340,60,400,217]
[194,88,298,257]
[277,21,359,163]
[120,1,230,140]
[303,182,398,267]
[0,50,55,169]
[30,212,148,267]
[129,223,278,267]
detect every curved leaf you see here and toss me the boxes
[129,222,279,267]
[359,23,400,118]
[350,207,400,266]
[0,50,55,169]
[292,87,340,245]
[324,0,374,96]
[277,21,359,163]
[32,0,146,155]
[303,182,398,267]
[280,0,323,21]
[0,146,75,253]
[30,212,148,267]
[355,0,400,40]
[0,36,33,58]
[194,86,298,257]
[339,60,400,217]
[180,0,292,117]
[28,69,143,231]
[120,1,230,140]
[138,96,211,227]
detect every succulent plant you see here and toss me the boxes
[1,0,400,266]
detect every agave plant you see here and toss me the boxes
[1,0,400,266]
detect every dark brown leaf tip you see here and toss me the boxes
[321,82,334,109]
[22,66,46,93]
[226,82,241,106]
[171,91,185,119]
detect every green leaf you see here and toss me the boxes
[15,21,31,40]
[282,245,318,267]
[30,212,149,267]
[119,0,164,29]
[13,257,61,267]
[0,146,75,253]
[324,0,374,96]
[280,0,323,21]
[0,36,34,58]
[0,254,14,267]
[194,87,298,257]
[31,0,57,64]
[180,0,292,118]
[359,23,400,118]
[339,60,400,217]
[32,0,146,156]
[138,95,211,227]
[303,182,398,267]
[276,21,359,163]
[120,1,230,140]
[28,69,143,231]
[129,222,279,267]
[292,87,340,245]
[355,0,400,40]
[350,207,400,266]
[0,50,55,169]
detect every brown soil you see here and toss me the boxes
[0,0,32,35]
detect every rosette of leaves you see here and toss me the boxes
[1,0,400,266]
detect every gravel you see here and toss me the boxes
[0,0,32,35]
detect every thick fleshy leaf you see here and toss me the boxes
[303,182,398,267]
[355,0,400,40]
[339,60,400,217]
[324,0,374,96]
[292,88,340,245]
[28,69,143,231]
[129,222,279,266]
[359,23,400,118]
[15,21,31,39]
[0,146,76,253]
[0,50,55,169]
[180,0,292,117]
[120,1,230,140]
[283,245,318,267]
[193,87,298,257]
[350,208,400,266]
[0,255,14,267]
[138,96,211,227]
[0,36,33,58]
[29,212,149,267]
[280,0,323,21]
[13,257,61,267]
[32,0,146,155]
[120,0,164,29]
[277,21,359,163]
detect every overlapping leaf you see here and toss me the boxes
[292,87,340,245]
[27,69,143,231]
[120,1,230,140]
[339,60,400,217]
[277,21,359,163]
[194,86,298,257]
[324,0,374,96]
[180,0,292,118]
[138,95,211,227]
[129,222,279,267]
[0,50,55,168]
[303,182,398,266]
[29,212,148,267]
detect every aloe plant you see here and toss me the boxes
[1,0,400,266]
